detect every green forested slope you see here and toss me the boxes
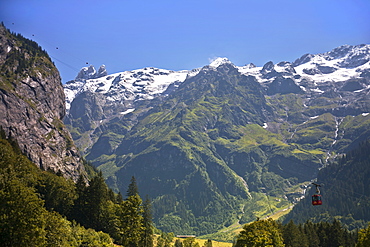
[284,140,370,230]
[0,132,114,246]
[88,64,326,234]
[0,130,154,246]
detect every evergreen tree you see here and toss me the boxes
[37,171,77,216]
[0,126,6,139]
[84,171,109,230]
[156,236,165,247]
[327,219,344,247]
[108,187,116,202]
[100,200,121,242]
[117,191,124,203]
[141,195,154,247]
[118,194,144,247]
[156,233,173,247]
[127,175,139,198]
[283,220,308,247]
[303,221,319,247]
[71,174,89,224]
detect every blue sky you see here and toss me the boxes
[1,0,370,82]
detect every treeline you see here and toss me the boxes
[234,218,370,247]
[0,130,154,246]
[0,22,56,84]
[284,140,370,230]
[1,22,50,60]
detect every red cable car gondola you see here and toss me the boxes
[312,194,322,205]
[311,183,322,206]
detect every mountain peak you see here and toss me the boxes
[75,64,107,80]
[209,57,232,68]
[96,64,108,78]
[293,44,370,68]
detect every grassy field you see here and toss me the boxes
[198,203,294,242]
[192,238,233,247]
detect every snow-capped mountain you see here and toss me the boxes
[64,44,370,235]
[237,44,370,97]
[239,44,370,84]
[64,66,190,111]
[65,44,370,116]
[75,64,108,80]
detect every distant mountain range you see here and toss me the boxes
[64,44,370,235]
[65,44,370,115]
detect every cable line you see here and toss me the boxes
[5,21,90,74]
[50,56,80,73]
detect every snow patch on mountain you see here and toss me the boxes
[65,44,370,111]
[236,44,370,92]
[120,108,135,115]
[209,57,232,68]
[64,66,190,111]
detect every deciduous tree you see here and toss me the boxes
[234,218,284,247]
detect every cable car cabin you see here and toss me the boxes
[312,194,322,205]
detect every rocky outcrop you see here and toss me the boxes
[0,24,85,181]
[75,64,107,80]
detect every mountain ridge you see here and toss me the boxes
[65,43,370,120]
[64,43,370,235]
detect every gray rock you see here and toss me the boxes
[0,24,85,181]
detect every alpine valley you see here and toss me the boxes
[64,44,370,235]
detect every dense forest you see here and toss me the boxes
[235,218,370,247]
[284,140,370,230]
[0,127,153,246]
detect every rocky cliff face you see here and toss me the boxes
[0,24,85,181]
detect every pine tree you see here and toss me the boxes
[118,194,144,247]
[84,171,109,230]
[71,175,89,224]
[117,191,124,203]
[156,236,165,247]
[283,220,308,247]
[141,195,154,247]
[127,176,139,198]
[327,219,344,247]
[37,171,77,216]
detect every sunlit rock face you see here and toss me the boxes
[0,24,85,181]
